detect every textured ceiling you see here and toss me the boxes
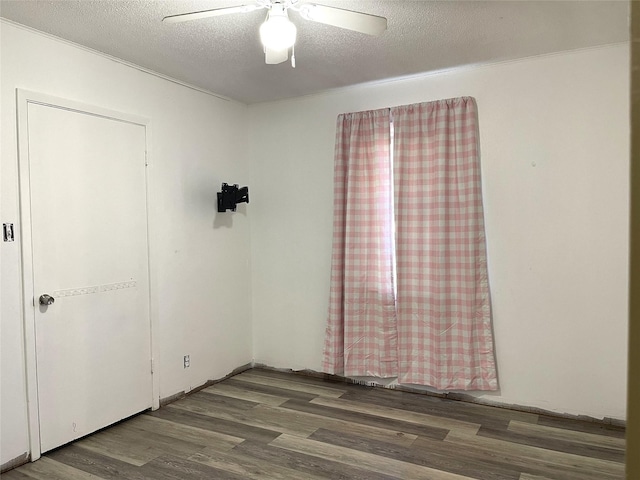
[0,0,629,104]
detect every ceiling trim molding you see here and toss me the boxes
[0,18,241,105]
[251,40,629,107]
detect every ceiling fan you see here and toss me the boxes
[163,0,387,67]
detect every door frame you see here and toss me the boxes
[16,89,160,461]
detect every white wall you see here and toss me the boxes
[248,44,630,421]
[0,19,629,468]
[1,22,253,465]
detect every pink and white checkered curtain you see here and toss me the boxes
[322,98,497,391]
[322,108,399,378]
[392,97,497,390]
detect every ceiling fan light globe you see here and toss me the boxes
[260,16,297,51]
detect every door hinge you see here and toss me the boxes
[151,359,154,374]
[145,151,149,167]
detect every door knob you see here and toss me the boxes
[39,294,55,306]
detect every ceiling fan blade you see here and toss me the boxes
[163,4,261,24]
[265,47,288,65]
[298,4,387,36]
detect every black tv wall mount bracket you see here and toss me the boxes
[217,183,249,212]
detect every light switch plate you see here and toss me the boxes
[3,223,14,242]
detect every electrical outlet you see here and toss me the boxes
[183,355,190,368]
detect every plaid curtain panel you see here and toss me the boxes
[322,108,399,378]
[392,97,497,390]
[323,97,497,391]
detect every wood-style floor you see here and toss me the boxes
[4,368,625,480]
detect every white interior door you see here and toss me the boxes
[27,102,153,453]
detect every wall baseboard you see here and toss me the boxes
[253,363,626,429]
[159,362,253,407]
[1,452,29,473]
[159,390,187,407]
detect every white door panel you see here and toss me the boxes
[27,103,152,453]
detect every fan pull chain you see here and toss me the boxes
[291,45,296,68]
